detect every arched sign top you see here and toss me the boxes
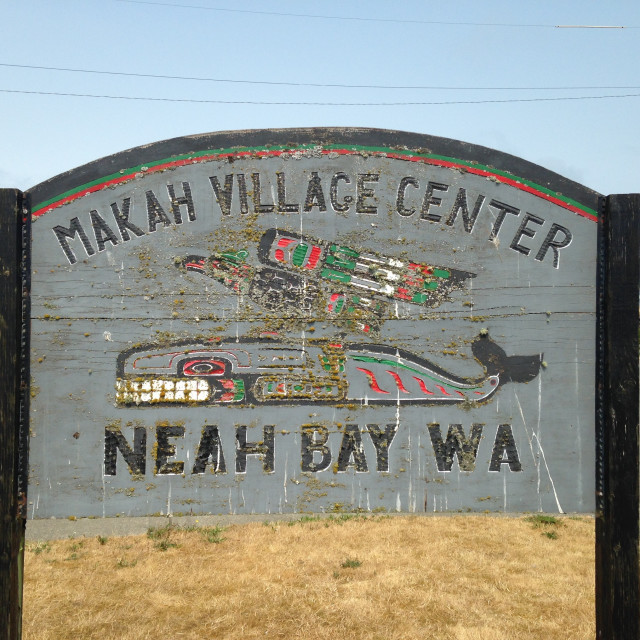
[29,128,600,221]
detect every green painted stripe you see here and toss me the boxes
[32,143,597,219]
[321,268,351,284]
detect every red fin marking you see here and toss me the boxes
[386,370,411,394]
[413,376,433,395]
[356,367,389,394]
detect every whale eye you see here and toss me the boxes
[182,359,226,376]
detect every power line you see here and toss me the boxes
[114,0,633,28]
[2,63,638,92]
[2,88,639,106]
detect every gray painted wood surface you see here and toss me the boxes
[25,129,599,518]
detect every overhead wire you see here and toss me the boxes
[2,88,639,106]
[113,0,633,28]
[1,63,638,92]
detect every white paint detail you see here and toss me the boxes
[503,472,507,512]
[575,342,583,501]
[514,390,564,513]
[283,452,288,504]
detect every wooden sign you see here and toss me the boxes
[26,128,600,517]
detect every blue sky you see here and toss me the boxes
[2,0,639,195]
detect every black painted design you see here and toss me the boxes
[53,217,95,264]
[251,173,275,214]
[115,333,541,407]
[155,425,185,474]
[488,199,520,241]
[489,424,522,471]
[304,172,327,212]
[420,181,449,221]
[535,223,573,268]
[470,336,542,384]
[396,176,419,217]
[104,424,146,476]
[445,188,486,233]
[167,181,196,223]
[330,172,352,212]
[337,424,368,472]
[276,172,300,213]
[356,174,379,214]
[235,425,275,473]
[209,174,234,216]
[110,198,145,241]
[145,189,172,232]
[192,425,226,474]
[510,213,545,256]
[90,209,119,252]
[237,173,249,214]
[301,425,332,472]
[366,424,398,472]
[428,423,483,472]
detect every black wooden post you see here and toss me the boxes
[596,193,640,639]
[0,189,30,640]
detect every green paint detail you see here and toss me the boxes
[330,244,360,258]
[32,142,597,219]
[349,354,483,390]
[326,254,356,270]
[292,243,309,266]
[220,249,247,264]
[432,268,450,278]
[423,281,438,290]
[233,379,245,401]
[321,268,351,284]
[412,292,429,304]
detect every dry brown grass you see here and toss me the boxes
[23,515,594,640]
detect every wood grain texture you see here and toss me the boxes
[0,189,30,640]
[596,193,640,640]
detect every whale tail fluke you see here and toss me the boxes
[471,334,542,384]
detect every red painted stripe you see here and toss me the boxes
[383,152,597,221]
[395,287,411,301]
[435,385,451,396]
[356,367,389,394]
[305,245,322,269]
[413,376,433,395]
[386,370,410,394]
[31,147,597,222]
